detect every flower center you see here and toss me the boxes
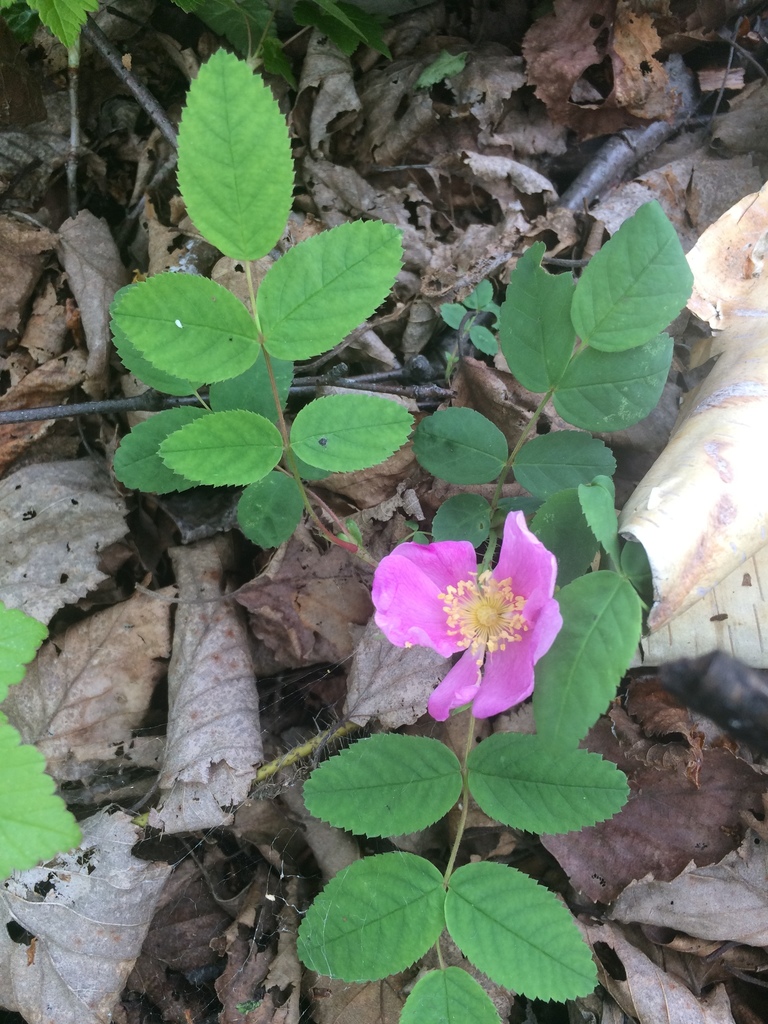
[439,570,528,661]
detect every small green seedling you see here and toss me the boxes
[440,278,500,357]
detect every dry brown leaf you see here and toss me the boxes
[344,617,448,729]
[303,973,405,1024]
[236,522,373,670]
[610,821,768,944]
[585,921,736,1023]
[0,459,128,623]
[620,180,768,630]
[0,349,86,475]
[295,30,361,157]
[0,809,171,1024]
[1,587,171,781]
[0,215,56,333]
[57,210,130,398]
[151,537,263,833]
[20,280,67,362]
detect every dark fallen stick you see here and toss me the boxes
[659,650,768,754]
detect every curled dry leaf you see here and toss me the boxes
[620,181,768,631]
[151,538,262,833]
[0,809,171,1024]
[0,459,128,623]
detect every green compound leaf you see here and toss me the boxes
[177,49,293,260]
[514,432,616,500]
[571,202,693,352]
[187,0,273,59]
[534,572,642,746]
[29,0,97,46]
[499,242,575,392]
[578,476,621,566]
[467,733,628,835]
[111,275,260,384]
[160,409,283,486]
[531,489,597,587]
[113,407,209,494]
[432,493,491,547]
[258,220,403,360]
[413,407,507,484]
[401,968,500,1024]
[445,862,596,1001]
[303,734,462,837]
[112,317,202,396]
[297,852,445,981]
[0,603,47,700]
[290,394,412,472]
[0,716,82,877]
[294,0,391,58]
[237,473,303,548]
[553,332,673,431]
[209,352,293,422]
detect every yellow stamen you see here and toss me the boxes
[439,571,528,663]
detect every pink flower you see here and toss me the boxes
[372,511,562,720]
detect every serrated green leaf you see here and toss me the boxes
[467,733,628,834]
[571,202,693,352]
[160,409,283,486]
[531,489,597,586]
[209,352,293,422]
[440,303,466,329]
[0,718,81,877]
[432,493,490,547]
[416,50,468,89]
[29,0,97,46]
[261,34,296,86]
[258,220,403,360]
[290,394,412,472]
[445,862,596,1001]
[468,324,497,355]
[111,275,260,384]
[0,603,47,699]
[401,968,501,1024]
[237,473,303,548]
[413,407,507,484]
[465,280,493,309]
[177,49,293,258]
[514,432,616,499]
[499,243,575,392]
[578,477,620,565]
[303,735,462,837]
[113,407,209,494]
[297,852,445,981]
[533,572,642,745]
[553,332,673,431]
[112,317,202,396]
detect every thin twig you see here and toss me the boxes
[82,17,178,150]
[66,37,80,218]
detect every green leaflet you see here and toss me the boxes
[467,733,628,834]
[413,407,507,484]
[401,968,500,1024]
[297,852,445,981]
[531,488,598,586]
[533,572,642,745]
[553,332,673,431]
[237,473,304,548]
[290,394,413,472]
[514,432,616,499]
[159,409,283,486]
[113,407,209,494]
[257,220,403,360]
[111,274,260,384]
[445,862,597,1001]
[303,734,462,837]
[0,602,47,699]
[500,242,575,392]
[177,49,293,260]
[29,0,97,46]
[432,493,491,547]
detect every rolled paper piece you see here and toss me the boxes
[620,181,768,630]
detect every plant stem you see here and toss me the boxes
[442,712,476,887]
[489,388,554,517]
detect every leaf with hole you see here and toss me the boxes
[290,394,412,472]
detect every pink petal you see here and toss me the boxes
[529,596,563,663]
[428,649,482,721]
[372,540,476,656]
[471,641,536,718]
[494,511,557,599]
